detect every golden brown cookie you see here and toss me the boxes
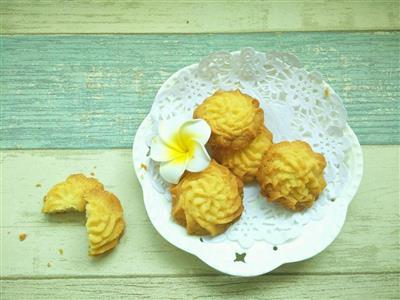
[193,90,264,150]
[85,189,125,256]
[170,160,244,236]
[212,127,273,182]
[90,239,119,256]
[257,141,327,211]
[42,174,103,213]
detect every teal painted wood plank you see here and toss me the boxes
[1,32,399,149]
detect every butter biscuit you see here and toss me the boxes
[85,189,125,256]
[257,141,326,211]
[212,127,273,182]
[171,160,243,236]
[42,174,103,213]
[193,90,264,150]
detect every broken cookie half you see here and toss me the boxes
[42,174,104,213]
[42,174,125,256]
[85,189,125,256]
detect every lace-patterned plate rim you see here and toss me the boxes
[132,49,364,276]
[132,115,363,276]
[148,50,304,122]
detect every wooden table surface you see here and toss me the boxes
[1,1,399,299]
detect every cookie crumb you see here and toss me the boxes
[47,262,52,268]
[58,248,64,255]
[36,183,42,187]
[19,233,27,241]
[140,163,148,171]
[323,87,330,97]
[90,172,95,176]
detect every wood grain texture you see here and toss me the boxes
[2,274,399,300]
[1,0,399,34]
[1,33,399,149]
[1,146,398,278]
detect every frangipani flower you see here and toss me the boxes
[150,118,212,184]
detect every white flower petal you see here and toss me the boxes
[160,159,188,184]
[158,117,187,145]
[186,142,211,172]
[180,119,211,145]
[150,136,174,162]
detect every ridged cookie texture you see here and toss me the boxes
[85,189,125,256]
[257,141,327,211]
[212,127,273,182]
[193,90,264,150]
[171,160,244,236]
[42,174,103,213]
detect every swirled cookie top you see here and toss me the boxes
[194,90,264,149]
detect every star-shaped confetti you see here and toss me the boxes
[234,252,246,263]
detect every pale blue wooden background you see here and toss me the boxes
[1,32,399,149]
[1,1,399,298]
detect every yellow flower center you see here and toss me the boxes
[167,130,197,164]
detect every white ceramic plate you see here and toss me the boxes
[132,49,363,276]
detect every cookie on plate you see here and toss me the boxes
[257,141,327,211]
[171,160,243,236]
[193,90,264,150]
[42,174,103,213]
[212,127,273,183]
[85,189,125,256]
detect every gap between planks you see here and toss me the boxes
[2,30,400,35]
[2,271,400,281]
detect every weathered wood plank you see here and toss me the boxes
[1,146,398,277]
[1,0,399,34]
[2,274,399,300]
[1,33,399,149]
